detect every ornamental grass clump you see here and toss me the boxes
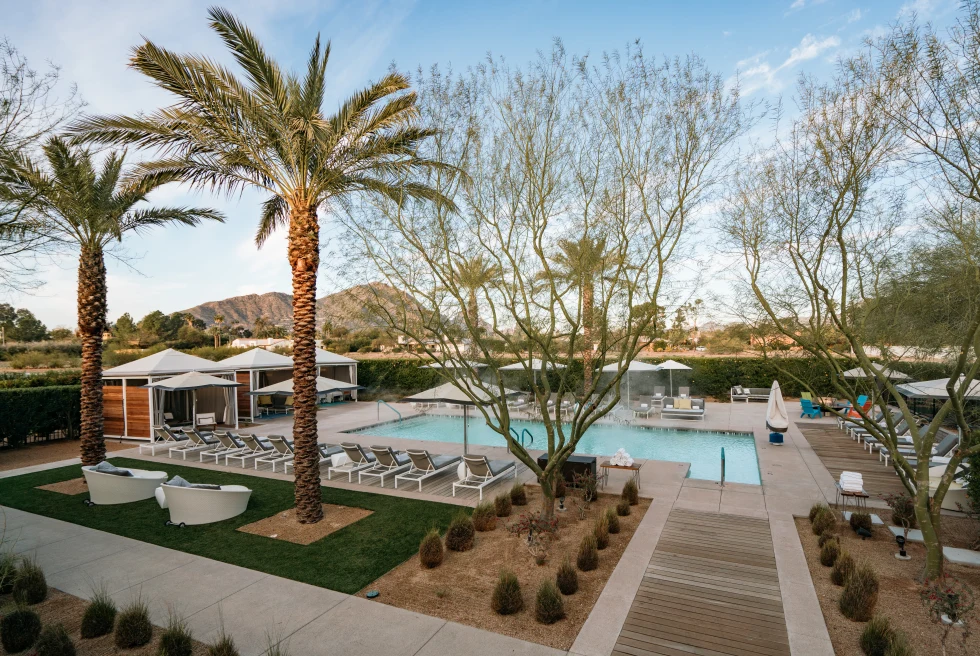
[593,512,610,550]
[159,611,194,656]
[490,570,523,615]
[616,499,631,516]
[622,478,639,505]
[840,564,879,621]
[811,509,835,535]
[809,502,830,522]
[885,493,917,530]
[418,529,444,568]
[818,532,839,548]
[12,556,47,604]
[35,623,76,656]
[445,511,475,552]
[0,605,42,653]
[556,557,578,595]
[820,540,841,567]
[0,552,16,595]
[850,512,873,534]
[510,482,528,506]
[205,631,240,656]
[605,507,621,534]
[577,534,599,571]
[859,615,894,656]
[80,585,116,638]
[472,501,497,532]
[831,551,856,586]
[884,631,913,656]
[535,580,566,624]
[114,598,153,649]
[494,493,512,517]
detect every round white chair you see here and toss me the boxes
[81,466,167,505]
[161,484,252,526]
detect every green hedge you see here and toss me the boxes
[0,370,82,388]
[0,342,81,361]
[356,360,443,400]
[0,385,81,447]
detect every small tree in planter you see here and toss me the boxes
[921,576,976,656]
[508,511,559,562]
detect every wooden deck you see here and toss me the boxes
[612,508,790,656]
[796,423,906,499]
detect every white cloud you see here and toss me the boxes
[790,0,806,9]
[782,34,840,68]
[733,33,840,95]
[846,8,863,24]
[898,0,938,18]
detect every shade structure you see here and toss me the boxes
[841,364,910,381]
[419,359,487,369]
[103,348,229,377]
[143,371,242,430]
[655,359,692,397]
[315,348,357,365]
[601,360,659,404]
[401,381,519,454]
[218,348,293,370]
[500,358,566,371]
[248,376,364,396]
[766,380,790,433]
[895,375,980,400]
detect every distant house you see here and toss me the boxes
[229,337,292,350]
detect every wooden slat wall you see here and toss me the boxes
[124,386,151,438]
[612,508,791,656]
[236,371,251,417]
[103,386,124,436]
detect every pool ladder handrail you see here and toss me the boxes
[509,427,534,447]
[377,400,402,422]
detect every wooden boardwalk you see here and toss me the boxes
[796,424,906,498]
[612,508,790,656]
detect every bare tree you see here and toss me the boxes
[343,44,749,517]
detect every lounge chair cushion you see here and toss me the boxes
[93,461,133,477]
[167,475,192,488]
[733,386,744,395]
[487,459,515,476]
[430,455,460,469]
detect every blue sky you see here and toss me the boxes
[0,0,959,328]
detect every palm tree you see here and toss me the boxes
[0,137,222,465]
[455,255,500,328]
[550,236,611,391]
[69,8,453,523]
[212,314,224,348]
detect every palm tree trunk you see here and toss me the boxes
[581,282,595,392]
[289,205,323,524]
[77,246,107,465]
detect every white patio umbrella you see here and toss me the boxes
[419,359,487,369]
[248,376,364,396]
[144,371,243,429]
[841,364,911,380]
[500,358,566,387]
[655,359,692,397]
[766,380,790,433]
[401,381,519,454]
[601,360,660,403]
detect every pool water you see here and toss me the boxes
[345,415,761,485]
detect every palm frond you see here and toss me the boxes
[119,206,225,237]
[255,194,288,246]
[208,6,289,111]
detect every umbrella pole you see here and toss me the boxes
[464,405,468,455]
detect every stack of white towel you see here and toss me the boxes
[839,471,864,493]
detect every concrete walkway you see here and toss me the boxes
[2,505,562,656]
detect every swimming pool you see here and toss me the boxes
[345,415,761,485]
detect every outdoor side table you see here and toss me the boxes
[599,461,641,491]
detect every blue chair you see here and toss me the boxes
[800,398,823,418]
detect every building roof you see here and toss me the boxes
[218,348,294,371]
[315,348,357,366]
[103,348,230,378]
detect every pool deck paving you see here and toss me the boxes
[5,398,844,655]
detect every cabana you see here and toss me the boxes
[144,371,243,430]
[315,349,359,400]
[248,376,364,415]
[601,360,660,403]
[102,348,232,439]
[218,348,294,421]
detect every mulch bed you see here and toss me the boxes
[360,485,651,650]
[796,514,980,656]
[35,477,88,495]
[0,588,209,655]
[0,439,131,472]
[236,503,373,545]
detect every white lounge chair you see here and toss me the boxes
[225,434,272,468]
[200,432,249,464]
[140,427,187,456]
[82,463,167,505]
[327,443,377,482]
[284,443,343,475]
[254,435,293,471]
[168,429,218,460]
[159,480,252,526]
[453,455,517,500]
[395,450,462,491]
[358,446,412,487]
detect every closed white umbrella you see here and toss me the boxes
[655,359,692,397]
[601,360,660,403]
[766,380,790,433]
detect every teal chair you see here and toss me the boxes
[800,398,823,418]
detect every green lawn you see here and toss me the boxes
[0,457,460,594]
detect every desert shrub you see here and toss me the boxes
[593,513,610,550]
[616,499,631,516]
[574,471,598,503]
[205,631,240,656]
[860,616,895,656]
[445,511,475,552]
[80,585,116,638]
[819,540,841,567]
[818,532,839,548]
[12,556,47,604]
[472,501,497,532]
[159,612,193,656]
[535,580,566,624]
[884,631,913,656]
[850,512,873,533]
[35,623,76,656]
[494,493,512,517]
[556,558,578,595]
[490,570,523,615]
[831,551,856,586]
[0,606,41,653]
[114,598,153,649]
[812,509,835,535]
[0,552,16,594]
[887,494,917,529]
[622,478,639,505]
[577,534,599,571]
[418,529,444,568]
[839,564,879,621]
[605,507,621,534]
[510,482,528,506]
[809,502,830,522]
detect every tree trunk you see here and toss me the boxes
[289,205,323,524]
[77,246,107,466]
[581,282,595,392]
[917,483,944,579]
[539,471,557,520]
